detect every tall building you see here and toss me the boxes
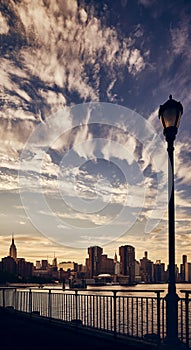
[140,251,154,283]
[9,236,17,260]
[86,246,103,278]
[36,261,41,269]
[52,255,57,270]
[185,262,191,282]
[154,260,166,282]
[135,260,141,282]
[119,245,135,284]
[114,252,120,275]
[41,260,49,270]
[180,255,187,282]
[2,256,17,274]
[179,255,191,282]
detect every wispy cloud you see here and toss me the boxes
[0,0,148,119]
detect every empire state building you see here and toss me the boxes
[9,236,17,260]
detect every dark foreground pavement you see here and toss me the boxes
[0,307,160,350]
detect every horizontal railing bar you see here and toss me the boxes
[0,287,165,294]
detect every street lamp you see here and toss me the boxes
[158,95,183,348]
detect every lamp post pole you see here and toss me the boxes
[158,95,183,348]
[166,130,179,347]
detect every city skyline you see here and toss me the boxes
[0,1,191,267]
[2,237,191,286]
[1,235,190,271]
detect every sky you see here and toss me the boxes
[0,0,191,267]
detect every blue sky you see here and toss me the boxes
[0,0,191,266]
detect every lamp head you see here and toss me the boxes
[158,95,183,142]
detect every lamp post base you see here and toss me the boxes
[165,291,181,349]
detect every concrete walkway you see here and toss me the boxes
[0,307,159,350]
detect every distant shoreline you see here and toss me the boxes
[1,281,191,289]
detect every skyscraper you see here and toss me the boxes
[180,255,187,282]
[86,246,103,278]
[154,260,166,283]
[119,245,135,283]
[114,251,120,276]
[140,251,154,282]
[9,236,17,260]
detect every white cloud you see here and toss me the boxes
[79,8,88,24]
[56,210,111,226]
[0,12,9,34]
[128,48,146,75]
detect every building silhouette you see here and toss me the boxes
[180,255,191,282]
[86,246,114,279]
[52,255,57,269]
[41,259,49,270]
[0,237,33,280]
[140,251,154,283]
[180,255,187,282]
[135,260,141,282]
[154,260,166,283]
[119,245,135,284]
[114,252,120,276]
[100,254,114,275]
[86,246,103,278]
[17,258,33,279]
[9,236,17,260]
[2,256,17,275]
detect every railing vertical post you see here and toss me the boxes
[14,288,17,310]
[113,291,117,337]
[75,290,78,320]
[185,292,189,349]
[48,289,52,320]
[156,291,161,341]
[29,289,32,314]
[2,288,5,308]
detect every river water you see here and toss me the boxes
[41,282,191,297]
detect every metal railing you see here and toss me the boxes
[0,287,190,348]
